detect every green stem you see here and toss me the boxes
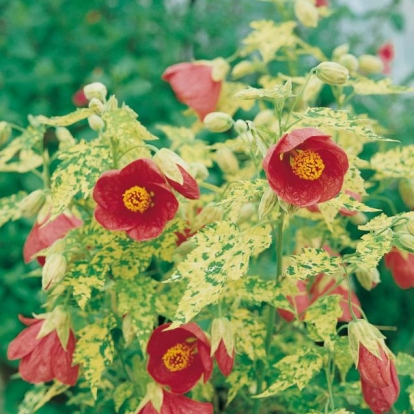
[324,354,335,412]
[346,272,358,322]
[42,148,51,189]
[252,214,284,414]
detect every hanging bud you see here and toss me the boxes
[42,253,67,291]
[211,57,230,82]
[302,77,324,103]
[189,162,209,181]
[122,314,136,346]
[349,211,368,226]
[193,205,223,230]
[398,178,414,210]
[232,60,255,79]
[385,247,414,289]
[88,97,105,115]
[83,82,107,102]
[235,88,264,100]
[358,55,384,75]
[210,318,235,376]
[332,44,350,60]
[236,203,256,225]
[19,190,47,218]
[337,53,359,74]
[294,0,319,28]
[395,233,414,254]
[0,121,11,145]
[258,188,279,219]
[55,127,76,150]
[406,221,414,237]
[234,119,248,135]
[87,115,105,131]
[314,62,349,85]
[215,148,239,175]
[355,267,380,291]
[204,112,234,133]
[153,148,189,185]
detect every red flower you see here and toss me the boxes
[358,344,392,388]
[23,213,82,266]
[384,248,414,289]
[137,388,213,414]
[72,89,88,107]
[277,280,311,322]
[210,317,235,376]
[310,273,361,322]
[361,359,400,414]
[165,165,200,200]
[263,128,349,207]
[146,323,213,394]
[307,190,361,217]
[377,43,394,75]
[7,315,79,385]
[315,0,328,7]
[93,159,179,241]
[162,62,221,120]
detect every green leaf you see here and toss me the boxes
[304,295,342,342]
[0,191,27,228]
[256,348,324,397]
[358,212,414,232]
[334,336,354,382]
[36,108,94,126]
[284,248,343,280]
[168,222,271,327]
[113,382,135,413]
[73,315,116,399]
[50,141,111,219]
[350,76,414,95]
[396,352,414,376]
[370,145,414,179]
[156,125,195,151]
[216,81,255,115]
[226,366,254,404]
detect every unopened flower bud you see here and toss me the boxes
[235,88,263,100]
[294,0,319,28]
[193,205,224,230]
[232,60,255,79]
[258,188,278,219]
[87,114,105,131]
[355,267,380,291]
[83,82,107,102]
[332,44,349,60]
[406,221,414,237]
[0,121,11,145]
[42,253,67,290]
[88,97,105,115]
[338,53,359,74]
[215,148,239,175]
[349,211,368,226]
[55,127,76,150]
[122,314,136,346]
[204,112,234,133]
[358,55,384,75]
[314,62,349,85]
[153,148,188,185]
[19,190,46,218]
[395,233,414,253]
[210,317,235,376]
[236,203,256,225]
[189,162,209,181]
[398,178,414,209]
[234,119,249,135]
[211,57,230,82]
[302,77,324,103]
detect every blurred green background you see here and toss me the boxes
[1,0,413,412]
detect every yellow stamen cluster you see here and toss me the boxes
[122,186,153,213]
[291,150,325,180]
[162,343,194,372]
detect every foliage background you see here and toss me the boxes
[0,0,413,412]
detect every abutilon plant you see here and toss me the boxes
[1,1,414,413]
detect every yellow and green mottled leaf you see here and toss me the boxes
[304,295,342,342]
[0,191,27,227]
[113,382,135,413]
[226,366,254,404]
[156,125,195,150]
[168,222,271,326]
[36,109,94,126]
[350,76,414,95]
[50,141,111,219]
[334,336,354,382]
[358,212,414,232]
[114,278,157,352]
[293,107,396,142]
[231,308,266,361]
[407,384,414,411]
[216,82,255,116]
[284,248,343,280]
[178,141,213,167]
[370,145,414,179]
[396,352,414,376]
[241,20,298,63]
[73,315,116,399]
[256,348,324,397]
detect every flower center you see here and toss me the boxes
[162,342,194,372]
[122,186,153,213]
[291,150,325,180]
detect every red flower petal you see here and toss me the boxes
[277,280,311,322]
[51,330,79,386]
[214,340,235,376]
[358,344,391,389]
[166,165,200,200]
[384,248,414,289]
[7,318,43,360]
[162,62,221,120]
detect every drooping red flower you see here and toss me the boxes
[146,323,213,394]
[93,159,179,242]
[277,280,311,322]
[162,62,221,120]
[263,128,349,207]
[165,165,200,200]
[361,359,400,414]
[315,0,328,7]
[310,273,361,322]
[72,88,88,107]
[358,344,392,389]
[23,213,83,266]
[384,247,414,289]
[137,388,213,414]
[377,42,395,75]
[210,317,235,377]
[7,315,79,385]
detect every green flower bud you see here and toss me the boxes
[332,44,350,60]
[87,114,105,131]
[355,267,380,291]
[395,233,414,253]
[294,0,319,28]
[190,162,209,181]
[234,119,248,135]
[398,179,414,209]
[83,82,107,102]
[258,188,278,219]
[338,53,359,74]
[0,121,11,145]
[236,203,256,225]
[349,211,368,226]
[406,221,414,237]
[19,190,47,218]
[42,253,67,291]
[302,77,324,103]
[235,88,263,100]
[358,54,384,75]
[314,62,349,85]
[204,112,234,133]
[215,148,239,175]
[88,97,105,115]
[232,60,255,79]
